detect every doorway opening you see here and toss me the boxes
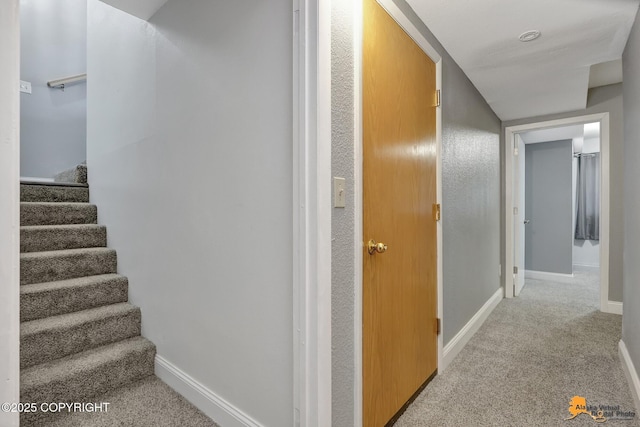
[504,113,618,314]
[19,0,87,184]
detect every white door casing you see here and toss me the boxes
[504,113,612,315]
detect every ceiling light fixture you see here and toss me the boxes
[519,30,541,42]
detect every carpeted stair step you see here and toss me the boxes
[21,274,128,322]
[21,303,141,369]
[20,248,117,286]
[21,224,107,253]
[20,336,155,425]
[20,183,89,203]
[21,202,97,226]
[54,163,88,185]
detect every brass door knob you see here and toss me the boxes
[367,239,388,255]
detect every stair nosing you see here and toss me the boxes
[20,181,88,188]
[20,247,116,258]
[20,273,126,293]
[20,201,95,206]
[20,224,105,230]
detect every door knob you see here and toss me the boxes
[524,219,531,224]
[367,239,388,255]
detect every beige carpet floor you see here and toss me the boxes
[44,375,218,427]
[396,271,639,427]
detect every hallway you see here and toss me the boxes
[397,272,638,426]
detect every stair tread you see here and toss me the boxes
[20,183,89,203]
[21,202,98,226]
[21,302,138,335]
[21,336,154,386]
[21,224,107,253]
[21,223,105,230]
[21,274,129,322]
[21,247,115,258]
[21,274,125,294]
[20,248,117,286]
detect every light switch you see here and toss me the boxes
[333,177,346,208]
[20,80,32,94]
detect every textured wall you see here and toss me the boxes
[331,1,356,426]
[524,140,573,274]
[622,6,640,380]
[87,1,293,425]
[20,0,87,178]
[504,84,624,302]
[439,49,502,345]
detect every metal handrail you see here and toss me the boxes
[47,73,87,90]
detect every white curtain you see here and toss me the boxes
[575,153,600,240]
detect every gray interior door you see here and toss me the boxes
[525,140,573,274]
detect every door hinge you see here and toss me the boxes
[433,203,441,221]
[436,318,441,335]
[435,90,441,107]
[513,266,518,274]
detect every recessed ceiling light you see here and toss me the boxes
[519,30,541,42]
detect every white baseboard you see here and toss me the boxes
[441,288,503,372]
[525,270,575,283]
[619,340,640,413]
[155,355,263,427]
[603,301,623,315]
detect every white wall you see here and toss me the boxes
[20,0,87,178]
[0,1,21,425]
[573,133,601,269]
[87,1,293,425]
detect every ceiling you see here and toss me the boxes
[406,0,640,121]
[519,124,584,144]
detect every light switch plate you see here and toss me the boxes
[20,80,32,94]
[333,177,346,208]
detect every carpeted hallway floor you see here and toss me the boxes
[396,271,639,427]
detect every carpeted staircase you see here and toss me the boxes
[19,182,156,426]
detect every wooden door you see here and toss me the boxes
[363,0,438,425]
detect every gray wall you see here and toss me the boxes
[330,1,502,423]
[622,5,640,384]
[331,1,356,426]
[20,0,86,178]
[87,1,293,425]
[524,140,573,274]
[504,83,625,302]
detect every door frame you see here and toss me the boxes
[354,1,443,425]
[292,0,333,425]
[0,1,21,426]
[513,134,526,296]
[504,113,615,314]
